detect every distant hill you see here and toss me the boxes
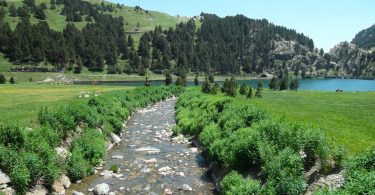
[1,0,186,37]
[352,24,375,50]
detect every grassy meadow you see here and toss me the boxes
[0,84,132,125]
[231,89,374,155]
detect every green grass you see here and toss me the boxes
[185,87,375,155]
[0,84,133,125]
[235,89,375,155]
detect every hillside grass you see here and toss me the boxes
[188,87,375,155]
[0,84,132,125]
[240,89,375,155]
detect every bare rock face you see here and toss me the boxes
[0,171,10,185]
[329,42,370,77]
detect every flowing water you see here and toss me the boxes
[68,99,216,194]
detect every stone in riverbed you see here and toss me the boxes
[0,171,10,185]
[176,172,185,177]
[72,191,85,195]
[52,181,65,195]
[111,155,124,159]
[164,188,173,195]
[190,147,198,153]
[135,146,160,153]
[94,183,110,195]
[110,133,121,145]
[144,158,157,163]
[178,184,193,191]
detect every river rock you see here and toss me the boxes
[190,147,198,153]
[0,171,10,185]
[59,174,71,189]
[26,185,47,195]
[100,170,113,179]
[111,155,124,159]
[164,188,173,195]
[110,133,121,145]
[52,181,65,195]
[72,191,85,195]
[178,184,193,191]
[94,183,110,195]
[55,147,69,160]
[172,134,189,144]
[135,146,160,153]
[144,158,157,163]
[176,172,185,177]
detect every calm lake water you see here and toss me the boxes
[78,79,375,92]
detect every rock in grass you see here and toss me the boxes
[94,183,110,195]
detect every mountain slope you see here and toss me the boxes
[352,24,375,50]
[2,0,185,32]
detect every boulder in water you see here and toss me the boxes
[178,184,193,191]
[94,183,110,195]
[110,133,121,145]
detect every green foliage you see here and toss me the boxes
[109,164,119,173]
[9,76,15,84]
[201,77,211,94]
[71,128,105,166]
[239,83,248,95]
[0,122,26,149]
[208,74,214,83]
[269,77,278,90]
[289,78,300,90]
[0,73,5,84]
[175,88,345,195]
[247,86,253,98]
[212,82,219,94]
[9,162,30,194]
[194,75,199,86]
[67,147,91,182]
[220,171,262,195]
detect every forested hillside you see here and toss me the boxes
[0,0,373,78]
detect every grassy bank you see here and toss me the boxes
[249,90,375,155]
[174,87,374,194]
[0,86,184,194]
[0,84,130,125]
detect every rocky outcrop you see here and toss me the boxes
[0,171,14,195]
[329,42,370,77]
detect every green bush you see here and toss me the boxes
[22,152,44,184]
[220,171,262,195]
[10,162,31,194]
[67,147,91,182]
[109,164,119,173]
[71,128,105,166]
[0,122,27,149]
[263,148,305,195]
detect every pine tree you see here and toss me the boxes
[9,3,17,17]
[239,83,248,95]
[221,78,229,93]
[255,80,263,98]
[269,77,278,90]
[289,78,299,90]
[201,77,211,94]
[175,73,187,86]
[73,57,83,74]
[247,86,253,98]
[279,76,289,91]
[226,77,237,97]
[194,75,199,86]
[164,71,172,86]
[208,74,214,83]
[0,74,6,84]
[9,77,15,84]
[212,82,219,95]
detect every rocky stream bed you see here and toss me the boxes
[67,98,216,194]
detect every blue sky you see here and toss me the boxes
[110,0,375,51]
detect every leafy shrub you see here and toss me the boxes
[22,152,44,184]
[10,162,31,194]
[71,128,105,166]
[0,122,27,149]
[109,164,119,173]
[67,147,91,182]
[263,148,305,195]
[220,171,262,195]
